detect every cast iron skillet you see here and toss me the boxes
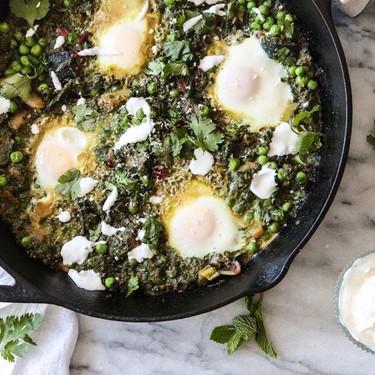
[0,0,351,321]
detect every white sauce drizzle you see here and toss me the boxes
[268,122,298,157]
[252,7,265,22]
[68,269,105,291]
[136,229,145,241]
[50,71,62,91]
[189,148,214,176]
[78,177,98,197]
[149,196,163,204]
[199,55,225,71]
[137,0,149,21]
[58,211,71,223]
[128,244,154,263]
[101,221,125,237]
[31,124,40,134]
[54,35,65,49]
[203,3,226,16]
[183,15,203,32]
[250,163,277,199]
[61,236,93,265]
[77,47,121,56]
[0,97,11,115]
[103,186,118,211]
[25,25,39,37]
[76,97,86,106]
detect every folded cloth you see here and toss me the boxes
[334,0,371,17]
[0,267,79,375]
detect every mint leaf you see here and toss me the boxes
[254,304,277,359]
[0,313,42,363]
[9,0,50,27]
[163,41,193,62]
[227,332,243,355]
[126,276,139,297]
[0,74,31,101]
[72,104,98,132]
[55,168,82,201]
[189,116,224,152]
[233,315,256,341]
[293,105,320,126]
[210,325,235,344]
[296,132,321,157]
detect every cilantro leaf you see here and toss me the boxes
[367,119,375,150]
[126,276,139,297]
[145,59,166,76]
[189,116,224,152]
[210,325,235,344]
[55,168,82,201]
[9,0,50,27]
[164,62,189,77]
[169,128,189,157]
[72,104,98,132]
[293,105,320,126]
[296,132,322,157]
[0,74,31,101]
[111,170,138,194]
[0,313,42,363]
[163,41,193,62]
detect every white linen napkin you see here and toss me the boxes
[334,0,371,17]
[0,267,79,375]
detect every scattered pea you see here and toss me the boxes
[25,36,36,47]
[21,236,32,247]
[282,202,293,212]
[296,76,309,87]
[247,1,256,10]
[10,151,23,163]
[226,197,235,208]
[164,0,174,5]
[140,176,150,186]
[245,211,254,223]
[237,0,245,4]
[96,243,108,255]
[289,65,297,76]
[295,66,306,76]
[8,101,18,113]
[128,202,138,214]
[31,44,42,56]
[233,204,245,214]
[20,55,30,66]
[4,68,15,76]
[261,231,271,241]
[277,168,285,181]
[296,171,307,184]
[251,22,262,31]
[105,277,115,288]
[247,240,258,253]
[0,176,8,188]
[28,55,40,66]
[276,11,286,22]
[63,0,72,7]
[129,259,138,267]
[147,82,158,95]
[68,32,79,45]
[169,89,179,99]
[200,105,209,117]
[257,155,269,166]
[238,4,246,13]
[0,22,9,34]
[19,44,30,55]
[258,146,268,155]
[10,39,18,49]
[269,161,277,170]
[269,222,280,233]
[285,14,294,24]
[229,158,241,171]
[21,66,33,75]
[38,83,49,92]
[14,31,23,41]
[307,80,318,90]
[269,24,281,36]
[38,38,47,47]
[258,4,270,15]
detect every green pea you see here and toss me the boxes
[277,168,285,181]
[268,162,277,170]
[38,83,49,92]
[296,171,307,184]
[245,211,254,223]
[19,44,30,55]
[258,4,270,15]
[64,0,72,7]
[31,44,42,56]
[261,231,271,241]
[129,258,138,267]
[296,76,308,87]
[289,65,297,76]
[136,108,146,120]
[263,16,275,31]
[258,146,268,155]
[140,175,149,186]
[308,80,318,90]
[257,155,269,166]
[200,105,209,117]
[128,202,138,214]
[269,222,280,233]
[285,14,294,24]
[254,15,264,23]
[0,22,9,34]
[229,158,241,171]
[29,55,40,66]
[247,1,256,10]
[105,277,115,288]
[247,240,258,253]
[38,38,47,47]
[226,197,235,208]
[10,39,18,49]
[14,31,23,41]
[276,11,286,22]
[295,66,306,76]
[8,101,18,113]
[169,89,179,99]
[10,151,23,163]
[164,0,174,5]
[21,236,32,247]
[269,24,281,36]
[68,32,79,45]
[251,22,262,31]
[20,55,30,66]
[4,69,15,76]
[147,82,158,95]
[21,66,33,75]
[233,204,245,214]
[282,202,293,212]
[238,4,246,13]
[95,243,108,255]
[264,198,272,208]
[0,176,8,188]
[25,36,36,47]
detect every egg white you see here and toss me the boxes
[209,36,295,131]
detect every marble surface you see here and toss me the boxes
[70,5,375,375]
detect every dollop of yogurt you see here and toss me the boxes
[268,122,298,157]
[68,269,105,291]
[250,163,277,199]
[338,253,375,352]
[189,148,214,176]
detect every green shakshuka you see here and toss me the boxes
[0,0,322,295]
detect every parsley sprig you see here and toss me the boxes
[9,0,50,27]
[0,74,31,102]
[72,104,98,132]
[55,169,82,201]
[210,294,277,357]
[0,313,42,363]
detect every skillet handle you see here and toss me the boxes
[313,0,333,20]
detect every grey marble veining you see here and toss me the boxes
[70,5,375,374]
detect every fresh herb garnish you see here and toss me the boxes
[145,59,189,78]
[293,105,320,126]
[126,276,139,297]
[55,168,82,201]
[0,313,42,363]
[163,41,193,62]
[144,59,166,76]
[111,170,138,193]
[9,0,50,27]
[72,104,98,132]
[143,216,164,253]
[189,116,224,152]
[296,132,322,157]
[0,74,31,102]
[210,294,277,357]
[367,119,375,149]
